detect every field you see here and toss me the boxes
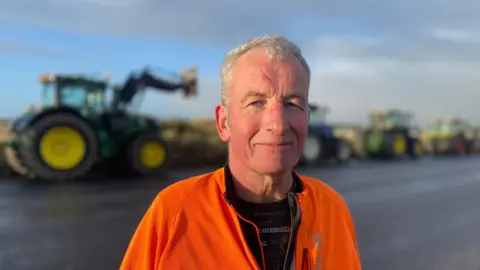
[158,118,227,167]
[0,117,460,177]
[0,119,8,138]
[0,119,12,174]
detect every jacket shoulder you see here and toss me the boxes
[149,171,217,223]
[157,171,215,204]
[119,171,219,270]
[299,175,350,211]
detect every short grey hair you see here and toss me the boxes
[220,35,311,107]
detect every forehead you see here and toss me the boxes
[230,49,308,93]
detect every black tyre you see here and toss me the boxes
[127,132,170,177]
[335,139,351,164]
[17,113,98,182]
[301,133,324,166]
[4,146,33,177]
[407,138,422,159]
[383,132,407,158]
[453,136,468,155]
[465,140,474,155]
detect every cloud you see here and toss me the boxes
[0,0,305,46]
[306,33,480,126]
[1,0,480,126]
[431,28,480,43]
[2,0,479,45]
[0,40,76,60]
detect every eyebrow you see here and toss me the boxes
[240,90,306,103]
[240,90,268,103]
[283,93,305,102]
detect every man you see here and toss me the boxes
[120,35,362,270]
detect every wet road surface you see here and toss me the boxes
[1,157,480,270]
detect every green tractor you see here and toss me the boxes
[4,67,197,181]
[364,109,422,159]
[427,116,477,155]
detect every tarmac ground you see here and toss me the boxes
[1,156,480,270]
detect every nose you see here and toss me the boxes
[264,103,289,135]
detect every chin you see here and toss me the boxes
[251,160,296,175]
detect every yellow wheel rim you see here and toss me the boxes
[393,136,406,155]
[140,141,166,168]
[39,126,86,170]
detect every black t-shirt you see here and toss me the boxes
[234,197,291,270]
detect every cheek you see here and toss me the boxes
[231,116,261,143]
[289,114,309,143]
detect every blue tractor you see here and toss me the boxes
[299,104,352,166]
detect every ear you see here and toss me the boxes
[215,104,230,142]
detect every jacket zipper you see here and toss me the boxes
[224,197,267,270]
[223,192,301,270]
[282,193,302,270]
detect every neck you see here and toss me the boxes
[228,159,293,203]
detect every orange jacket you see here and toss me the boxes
[120,166,361,270]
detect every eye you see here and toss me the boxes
[248,100,266,107]
[286,102,304,110]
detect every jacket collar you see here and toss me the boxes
[216,163,304,204]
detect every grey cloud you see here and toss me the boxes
[307,38,480,126]
[2,0,478,45]
[2,0,480,126]
[306,33,480,64]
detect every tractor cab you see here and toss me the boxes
[368,109,413,130]
[38,72,110,116]
[309,104,329,124]
[428,116,465,137]
[308,104,333,136]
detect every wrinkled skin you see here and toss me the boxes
[215,48,310,187]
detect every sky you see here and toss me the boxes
[1,0,480,126]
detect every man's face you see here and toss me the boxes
[215,48,310,174]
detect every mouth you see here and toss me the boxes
[256,142,293,147]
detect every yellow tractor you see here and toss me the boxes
[427,116,477,155]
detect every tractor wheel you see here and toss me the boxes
[4,146,34,177]
[301,133,323,166]
[454,136,468,155]
[17,113,98,182]
[335,139,351,164]
[385,133,407,158]
[127,132,170,177]
[465,140,474,155]
[407,138,422,159]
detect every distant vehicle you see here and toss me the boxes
[364,109,422,159]
[299,104,351,166]
[4,66,198,182]
[427,116,478,155]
